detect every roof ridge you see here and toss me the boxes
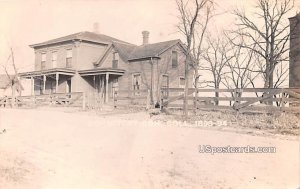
[139,39,180,47]
[112,40,137,46]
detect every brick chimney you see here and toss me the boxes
[142,31,149,45]
[93,22,100,34]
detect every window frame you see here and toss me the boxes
[66,49,72,68]
[51,51,57,68]
[41,52,46,70]
[171,51,178,68]
[132,73,142,95]
[112,52,119,68]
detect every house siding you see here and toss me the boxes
[126,43,191,103]
[76,42,107,70]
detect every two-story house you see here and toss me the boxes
[20,31,191,105]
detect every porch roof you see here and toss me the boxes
[19,68,76,78]
[78,68,125,76]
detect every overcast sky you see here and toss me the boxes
[0,0,299,73]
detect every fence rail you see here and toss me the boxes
[113,89,150,109]
[161,87,300,113]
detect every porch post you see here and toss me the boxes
[106,73,109,102]
[93,75,96,92]
[31,76,34,96]
[98,75,101,92]
[55,73,59,93]
[43,75,46,94]
[101,75,105,99]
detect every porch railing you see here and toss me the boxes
[0,92,85,109]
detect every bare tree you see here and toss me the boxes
[221,38,261,105]
[201,36,232,105]
[0,48,23,107]
[231,0,295,89]
[176,0,214,116]
[223,39,260,90]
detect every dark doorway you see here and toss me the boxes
[67,79,71,93]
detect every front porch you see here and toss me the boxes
[78,68,125,103]
[19,68,75,95]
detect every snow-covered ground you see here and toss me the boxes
[0,108,299,189]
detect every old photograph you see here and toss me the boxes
[0,0,299,188]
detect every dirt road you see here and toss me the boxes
[0,108,299,189]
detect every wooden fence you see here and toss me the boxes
[161,88,300,113]
[113,89,151,109]
[0,92,86,109]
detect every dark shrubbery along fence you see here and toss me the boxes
[161,88,300,113]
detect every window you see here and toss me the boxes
[112,52,119,69]
[133,74,141,95]
[179,77,185,88]
[162,75,169,88]
[66,49,72,68]
[162,75,169,98]
[52,51,57,68]
[172,51,178,68]
[41,53,46,70]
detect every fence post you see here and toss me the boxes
[113,91,117,109]
[193,88,198,115]
[280,91,286,111]
[160,89,163,111]
[233,89,239,111]
[82,92,86,110]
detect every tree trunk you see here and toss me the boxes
[194,69,199,115]
[183,57,189,117]
[215,90,219,105]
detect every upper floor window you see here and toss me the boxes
[66,49,72,68]
[133,73,141,95]
[41,53,46,70]
[172,51,178,68]
[112,52,119,69]
[52,51,57,68]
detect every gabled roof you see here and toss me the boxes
[128,39,181,60]
[112,39,183,61]
[94,39,184,65]
[30,31,132,48]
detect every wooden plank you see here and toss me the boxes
[163,89,194,106]
[117,89,148,94]
[116,96,147,100]
[235,90,281,110]
[238,88,283,93]
[163,88,235,93]
[196,105,231,109]
[284,90,300,99]
[188,97,234,101]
